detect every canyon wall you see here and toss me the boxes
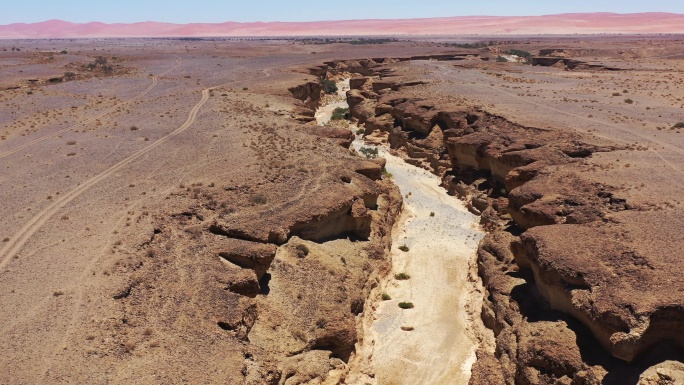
[325,58,684,384]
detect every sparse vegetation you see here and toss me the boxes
[624,99,634,104]
[446,41,495,49]
[130,126,139,131]
[382,293,392,300]
[673,122,684,129]
[355,128,365,135]
[395,273,411,280]
[505,49,532,59]
[430,212,435,217]
[496,56,508,63]
[331,107,350,120]
[359,146,379,159]
[321,79,338,94]
[301,37,398,45]
[398,302,414,309]
[123,341,136,353]
[250,194,268,205]
[398,245,409,252]
[382,167,393,178]
[612,92,621,96]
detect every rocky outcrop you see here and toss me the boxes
[311,127,355,148]
[531,57,622,71]
[335,57,682,384]
[215,238,277,279]
[289,81,323,116]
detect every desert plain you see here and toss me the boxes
[0,34,683,385]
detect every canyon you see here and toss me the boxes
[0,34,683,385]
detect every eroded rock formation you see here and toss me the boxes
[335,58,684,384]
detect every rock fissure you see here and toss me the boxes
[313,56,684,384]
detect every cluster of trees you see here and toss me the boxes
[86,56,114,73]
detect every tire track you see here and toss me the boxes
[0,67,274,271]
[0,57,181,160]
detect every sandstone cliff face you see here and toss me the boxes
[105,71,404,385]
[334,57,684,384]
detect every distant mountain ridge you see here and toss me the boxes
[1,13,683,38]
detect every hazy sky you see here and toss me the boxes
[3,0,684,24]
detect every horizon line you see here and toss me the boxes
[3,11,684,26]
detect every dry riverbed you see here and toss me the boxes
[317,81,488,384]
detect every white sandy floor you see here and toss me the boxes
[318,80,485,385]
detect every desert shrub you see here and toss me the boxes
[395,273,411,280]
[398,245,409,252]
[381,293,391,300]
[95,56,108,65]
[496,56,508,62]
[355,128,365,135]
[382,168,393,178]
[66,140,76,145]
[123,341,136,353]
[612,92,621,96]
[398,302,414,309]
[624,99,634,104]
[672,122,684,128]
[505,49,532,58]
[331,107,350,120]
[250,194,267,205]
[359,146,378,159]
[321,79,338,94]
[64,71,76,80]
[130,126,139,131]
[430,212,435,217]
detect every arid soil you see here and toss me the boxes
[1,36,684,385]
[329,36,684,384]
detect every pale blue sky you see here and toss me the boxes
[3,0,683,24]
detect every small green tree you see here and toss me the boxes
[331,107,350,120]
[359,147,378,159]
[321,79,338,94]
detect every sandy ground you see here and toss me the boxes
[318,82,486,384]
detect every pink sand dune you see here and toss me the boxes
[1,13,683,38]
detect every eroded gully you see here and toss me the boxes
[316,79,490,385]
